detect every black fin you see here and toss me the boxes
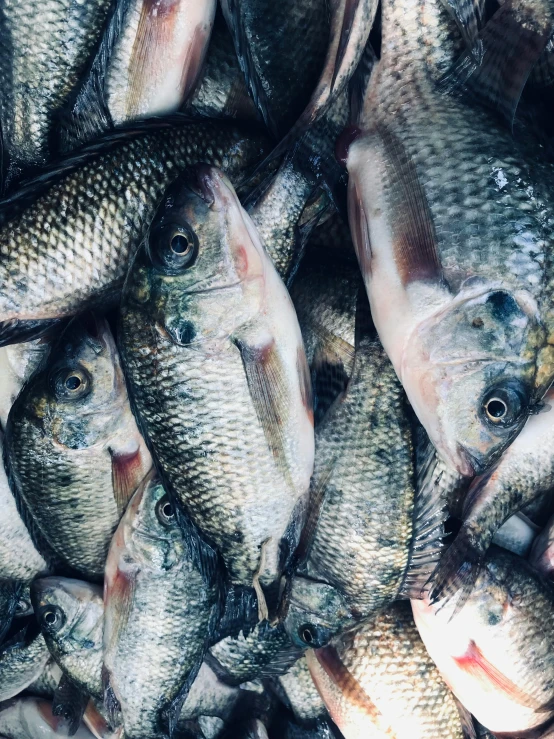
[454,696,478,739]
[440,0,553,127]
[400,438,447,599]
[102,668,121,731]
[215,584,259,642]
[440,0,486,49]
[52,675,89,736]
[361,127,444,286]
[0,318,63,348]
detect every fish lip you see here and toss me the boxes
[455,444,488,477]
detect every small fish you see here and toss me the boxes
[0,623,50,701]
[0,0,112,187]
[119,165,314,616]
[345,0,554,477]
[64,0,216,146]
[307,601,465,739]
[413,546,554,736]
[429,387,554,609]
[5,314,152,579]
[282,298,445,647]
[0,696,97,738]
[31,577,104,701]
[103,474,223,739]
[0,118,268,346]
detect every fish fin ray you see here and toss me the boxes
[0,319,64,348]
[439,0,486,49]
[110,447,150,515]
[52,674,89,736]
[102,667,121,730]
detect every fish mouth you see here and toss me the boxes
[455,444,487,477]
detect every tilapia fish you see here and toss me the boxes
[5,314,152,579]
[0,0,112,185]
[0,697,97,739]
[65,0,216,146]
[0,118,268,347]
[430,386,554,608]
[0,625,49,701]
[282,300,445,648]
[103,475,223,739]
[31,577,104,701]
[345,0,554,478]
[413,546,554,736]
[307,601,465,739]
[119,165,314,613]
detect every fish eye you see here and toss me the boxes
[156,495,177,526]
[481,383,527,428]
[39,605,65,633]
[15,598,32,617]
[51,367,91,401]
[149,221,198,273]
[297,623,330,649]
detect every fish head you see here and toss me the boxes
[403,286,542,476]
[282,577,352,649]
[125,164,267,346]
[31,577,103,655]
[24,313,131,449]
[123,476,186,571]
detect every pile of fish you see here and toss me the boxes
[2,0,554,737]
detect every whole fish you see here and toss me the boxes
[430,386,554,608]
[5,314,152,579]
[103,474,223,739]
[0,433,46,583]
[0,625,49,701]
[0,119,268,346]
[31,577,104,701]
[0,0,112,186]
[307,601,465,739]
[0,338,51,429]
[64,0,216,147]
[282,300,445,647]
[0,697,97,738]
[345,0,554,479]
[413,546,554,736]
[119,165,314,615]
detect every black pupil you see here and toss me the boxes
[302,627,314,644]
[171,233,190,255]
[163,502,174,518]
[44,610,56,625]
[487,399,507,418]
[65,375,81,391]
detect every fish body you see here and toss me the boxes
[5,315,152,579]
[119,166,314,600]
[413,546,554,735]
[31,577,104,700]
[0,0,112,185]
[307,601,464,739]
[346,0,554,477]
[0,119,268,346]
[103,475,222,739]
[0,697,96,738]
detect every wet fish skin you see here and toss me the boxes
[0,626,50,701]
[119,165,314,597]
[413,546,554,735]
[0,338,51,429]
[0,582,21,647]
[307,601,464,739]
[273,656,328,726]
[346,0,554,478]
[25,659,63,699]
[103,475,223,739]
[0,696,96,738]
[0,119,269,346]
[0,0,112,186]
[5,314,152,579]
[31,577,104,700]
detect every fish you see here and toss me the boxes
[0,624,50,701]
[0,118,269,347]
[282,298,445,647]
[5,314,152,579]
[31,577,104,701]
[0,338,51,429]
[0,696,97,738]
[344,0,554,479]
[413,545,554,736]
[307,601,465,739]
[429,386,554,609]
[103,474,223,739]
[0,432,47,583]
[0,0,112,187]
[63,0,217,148]
[119,165,314,617]
[273,656,329,726]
